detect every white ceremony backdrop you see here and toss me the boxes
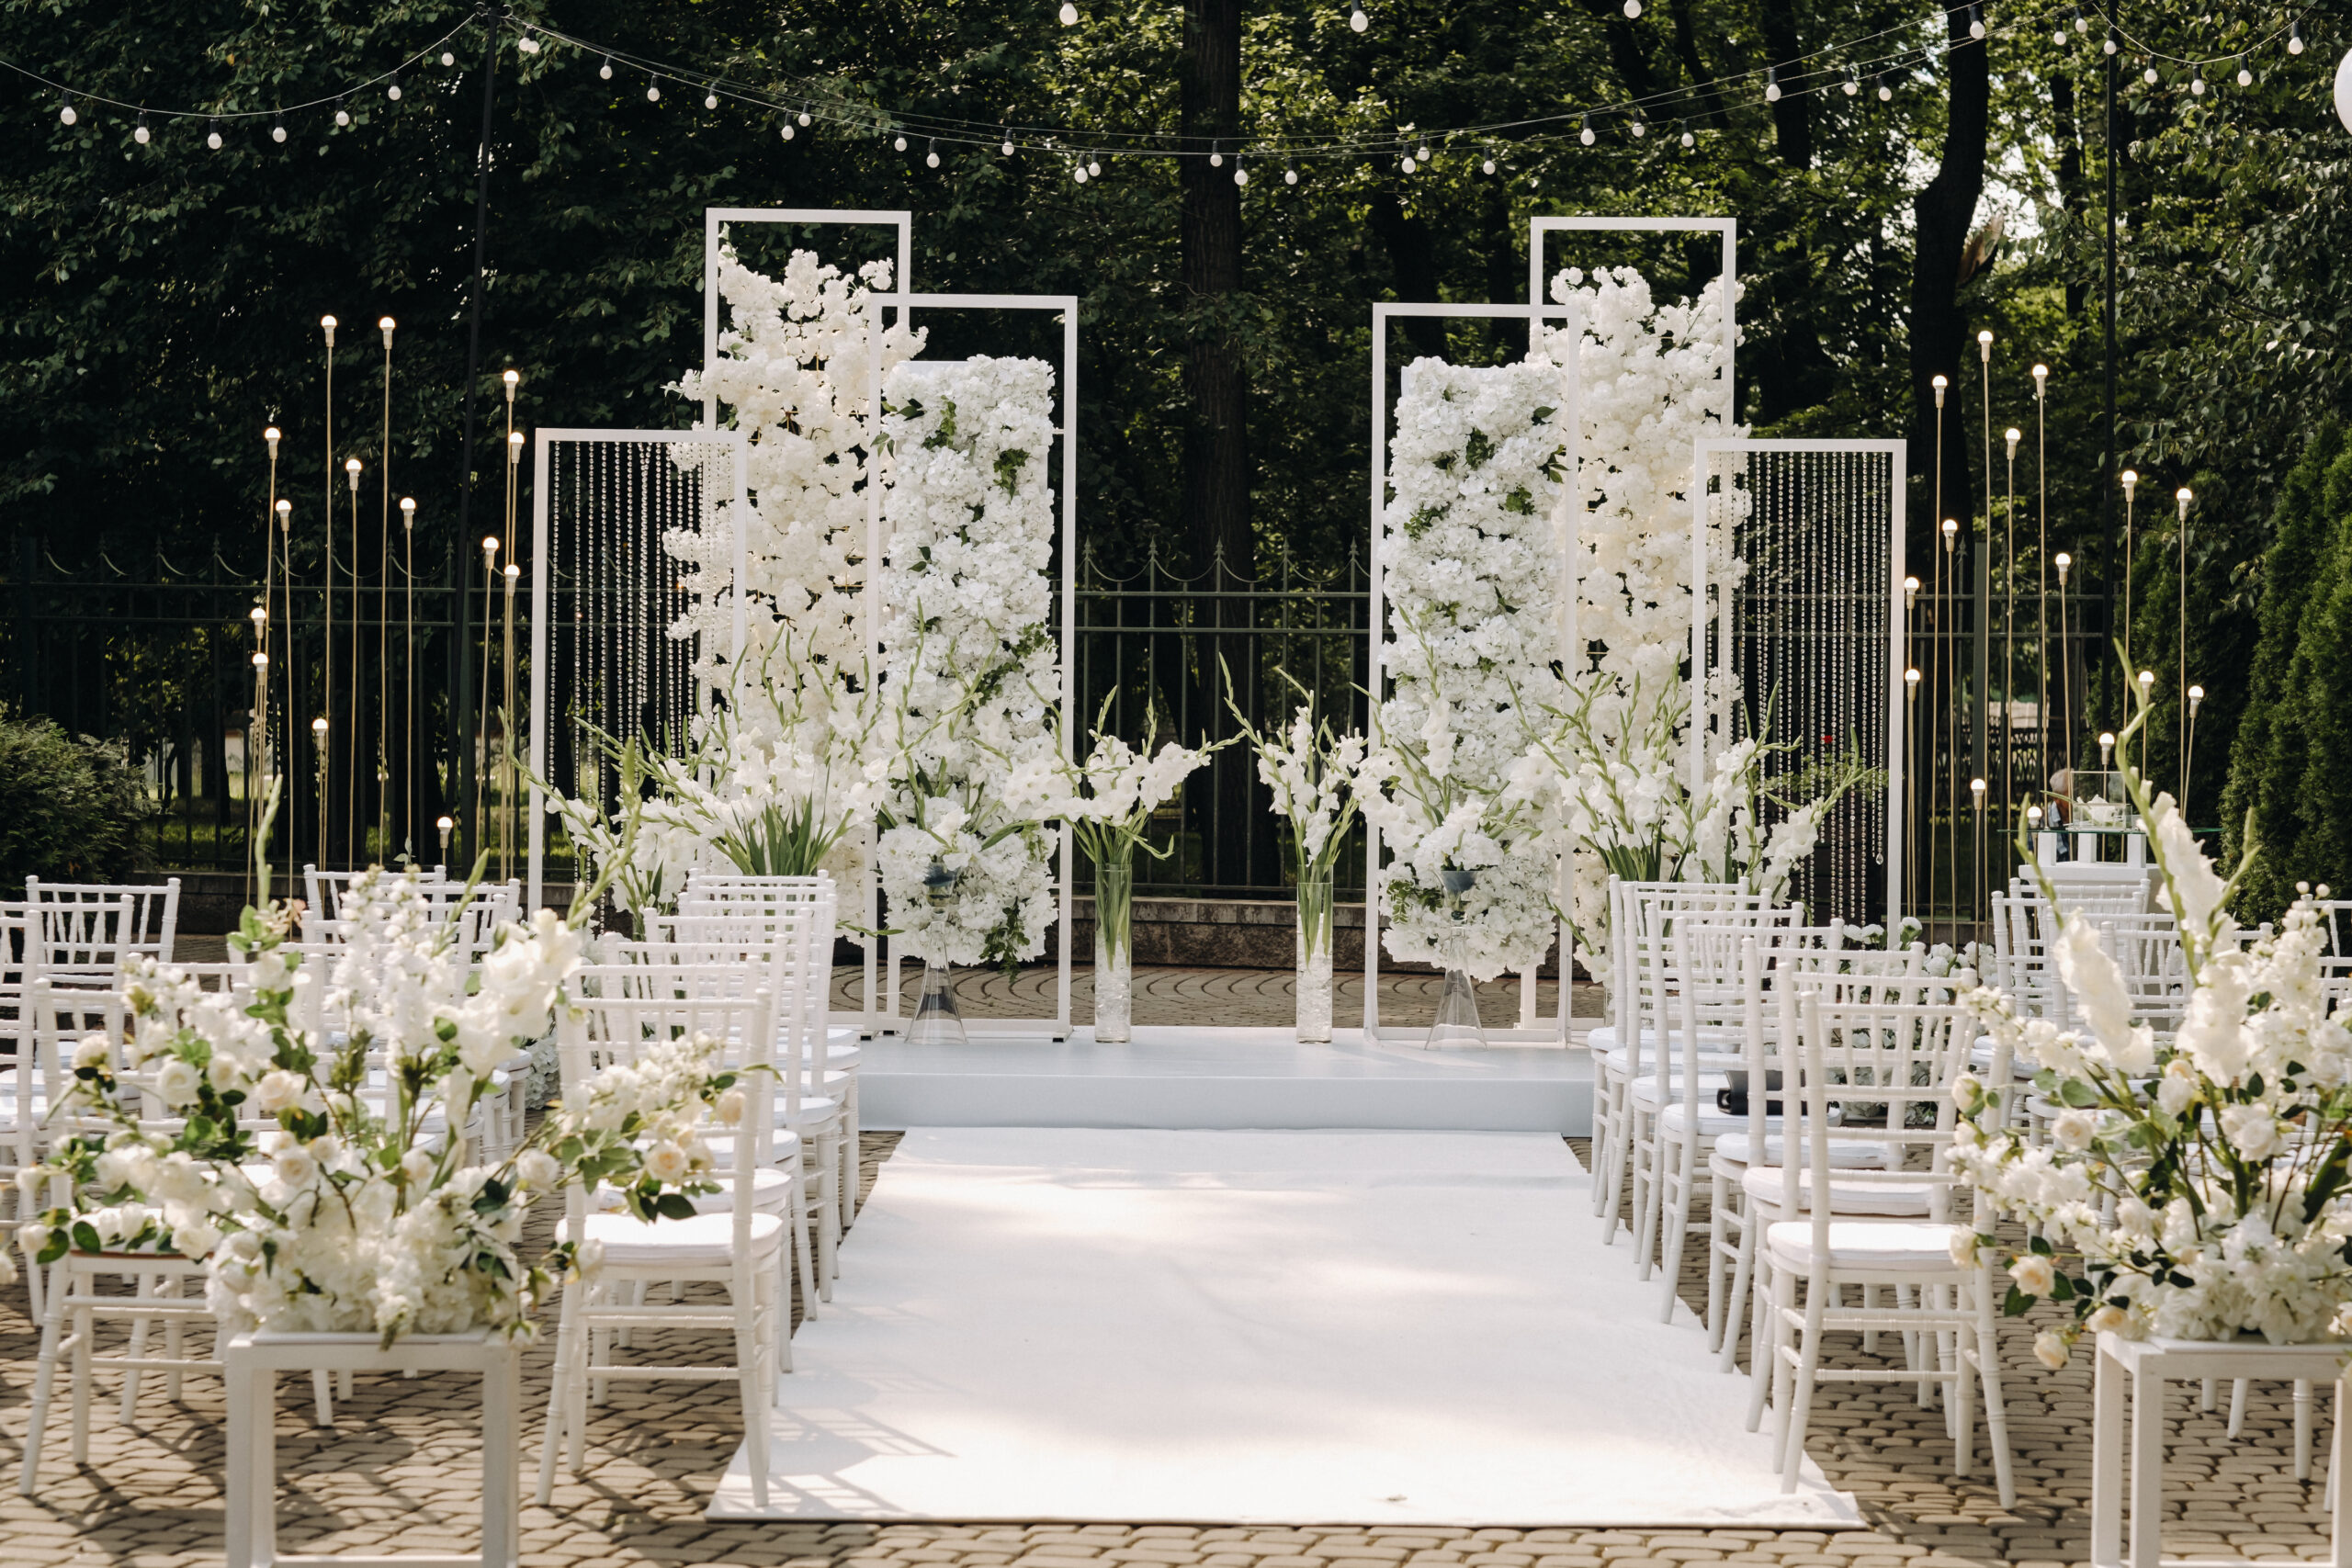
[1362,299,1578,1044]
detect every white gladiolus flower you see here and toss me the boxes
[2054,915,2148,1071]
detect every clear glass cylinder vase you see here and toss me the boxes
[1424,922,1487,1049]
[909,953,967,1046]
[1295,868,1335,1043]
[1092,859,1134,1043]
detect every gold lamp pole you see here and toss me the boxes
[275,497,294,889]
[2136,670,2155,779]
[436,814,455,875]
[1929,373,1948,919]
[378,316,396,860]
[2032,361,2050,794]
[2121,469,2139,671]
[2002,426,2018,833]
[2056,551,2075,809]
[257,424,280,890]
[2176,486,2194,805]
[311,716,331,877]
[476,536,499,859]
[1905,662,1921,919]
[502,558,520,885]
[401,495,417,859]
[2186,684,2205,819]
[246,609,266,908]
[344,456,364,864]
[1942,516,1960,915]
[321,315,338,867]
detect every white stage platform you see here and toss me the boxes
[857,1027,1593,1134]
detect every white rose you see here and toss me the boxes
[2220,1103,2284,1161]
[153,1058,201,1108]
[573,1238,605,1275]
[2052,1111,2097,1153]
[2033,1329,2071,1370]
[2009,1255,2056,1296]
[2086,1304,2130,1335]
[515,1149,560,1190]
[1952,1073,1984,1111]
[207,1054,240,1092]
[714,1089,746,1127]
[73,1034,109,1070]
[643,1143,690,1184]
[172,1221,222,1258]
[254,1071,305,1115]
[1948,1229,1981,1268]
[273,1146,319,1188]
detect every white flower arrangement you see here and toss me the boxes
[17,869,742,1345]
[869,355,1062,968]
[666,242,926,691]
[1532,265,1748,952]
[1365,355,1569,981]
[1952,705,2352,1358]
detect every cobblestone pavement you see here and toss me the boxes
[0,1134,2333,1564]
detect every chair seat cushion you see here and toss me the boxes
[1632,1075,1732,1112]
[1741,1166,1939,1217]
[826,1043,863,1069]
[777,1096,841,1130]
[579,1209,784,1266]
[1712,1132,1894,1169]
[1765,1219,1962,1273]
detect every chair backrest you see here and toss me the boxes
[1622,884,1784,1076]
[27,878,180,967]
[25,894,140,990]
[558,985,775,1253]
[592,897,832,1108]
[1781,988,1973,1238]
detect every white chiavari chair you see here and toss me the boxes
[25,877,178,971]
[1,901,39,1226]
[678,872,859,1229]
[1590,881,1770,1236]
[534,987,786,1509]
[1757,986,2016,1505]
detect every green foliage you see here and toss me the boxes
[2222,422,2352,921]
[0,709,151,888]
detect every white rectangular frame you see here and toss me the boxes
[1690,437,1908,929]
[1363,300,1579,1045]
[702,208,913,430]
[526,426,752,913]
[864,290,1081,1041]
[1529,215,1738,668]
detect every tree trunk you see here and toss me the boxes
[2052,72,2086,320]
[1907,3,1990,548]
[1178,0,1263,891]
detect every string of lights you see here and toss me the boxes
[0,1,2318,175]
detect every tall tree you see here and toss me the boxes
[1906,1,1990,544]
[1178,0,1250,591]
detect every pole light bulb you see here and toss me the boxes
[2121,468,2138,497]
[2138,670,2156,693]
[504,564,519,581]
[321,315,338,345]
[265,425,281,457]
[254,652,268,669]
[2005,426,2020,456]
[249,605,266,626]
[2028,804,2043,825]
[2056,551,2071,585]
[1931,374,1948,406]
[1972,777,1986,799]
[2177,486,2194,519]
[508,430,525,463]
[2031,363,2049,388]
[1977,329,1993,355]
[2099,732,2116,766]
[401,497,416,521]
[379,316,394,346]
[1904,575,1919,609]
[503,368,519,400]
[2188,684,2206,715]
[483,536,499,559]
[312,716,329,734]
[345,457,362,489]
[276,499,291,521]
[1905,667,1921,691]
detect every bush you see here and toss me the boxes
[0,711,152,889]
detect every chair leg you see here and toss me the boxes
[311,1368,333,1426]
[1722,1215,1759,1375]
[737,1283,772,1513]
[840,1077,861,1229]
[2299,1379,2316,1483]
[2228,1378,2249,1438]
[120,1271,155,1422]
[1765,1269,1797,1453]
[1657,1139,1702,1323]
[17,1267,71,1495]
[1780,1282,1827,1492]
[1704,1169,1734,1352]
[69,1302,93,1466]
[534,1283,585,1506]
[1973,1273,2018,1507]
[792,1149,821,1323]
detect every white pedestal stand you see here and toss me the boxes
[2092,1332,2350,1568]
[224,1327,521,1568]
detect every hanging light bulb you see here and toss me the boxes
[1351,5,1369,32]
[1877,72,1895,101]
[2190,73,2206,95]
[133,111,149,144]
[1233,162,1248,186]
[1579,113,1595,144]
[442,51,457,67]
[1679,120,1694,146]
[1001,131,1014,154]
[334,96,351,127]
[1400,153,1416,172]
[57,92,75,126]
[516,28,542,55]
[387,72,401,101]
[893,133,908,152]
[1209,142,1223,166]
[1072,162,1089,184]
[1286,164,1301,184]
[1969,5,1985,40]
[1765,67,1781,102]
[1059,1,1079,21]
[1629,115,1645,136]
[1623,0,1640,14]
[2290,19,2305,54]
[705,87,719,110]
[1416,141,1430,160]
[2237,62,2253,86]
[1088,153,1102,175]
[647,76,662,103]
[272,113,286,143]
[2105,27,2120,54]
[798,111,811,126]
[2075,6,2087,32]
[782,121,796,141]
[207,118,222,151]
[1482,153,1498,172]
[599,56,614,80]
[1844,66,1860,96]
[925,139,940,167]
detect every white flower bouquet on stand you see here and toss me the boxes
[1007,696,1217,1044]
[1952,700,2352,1363]
[1226,669,1366,1043]
[17,866,746,1345]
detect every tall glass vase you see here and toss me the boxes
[1295,868,1335,1043]
[909,860,967,1046]
[1424,866,1486,1049]
[1092,858,1134,1043]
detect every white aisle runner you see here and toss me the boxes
[708,1128,1858,1525]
